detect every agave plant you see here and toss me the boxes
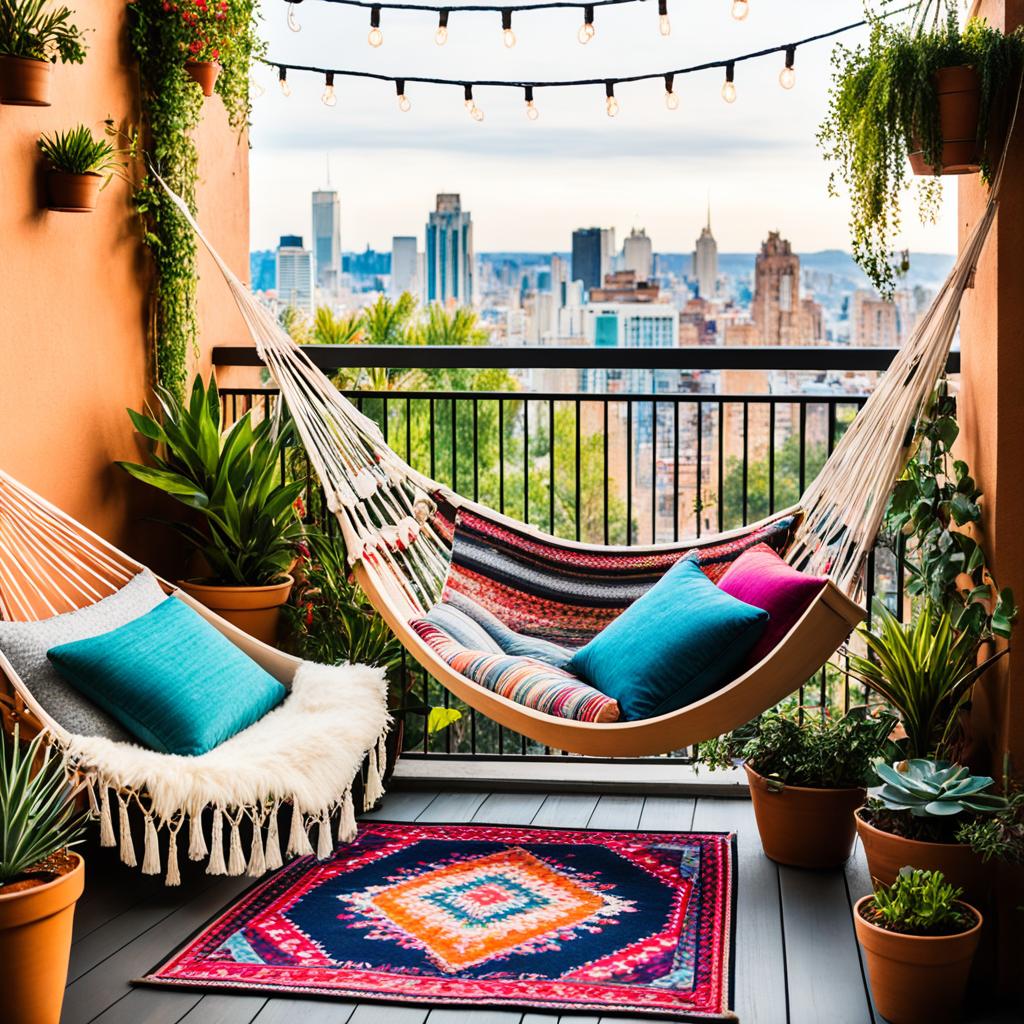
[874,758,1007,818]
[119,374,306,587]
[0,728,87,885]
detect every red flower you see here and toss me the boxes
[294,496,306,517]
[189,39,201,53]
[211,47,219,59]
[305,602,314,626]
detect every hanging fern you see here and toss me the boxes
[818,6,1024,298]
[129,0,265,400]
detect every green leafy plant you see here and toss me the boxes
[119,374,305,586]
[874,758,1006,818]
[698,706,898,789]
[956,777,1024,863]
[37,124,128,184]
[848,602,1007,759]
[0,728,87,887]
[819,4,1024,295]
[862,867,974,936]
[0,0,87,63]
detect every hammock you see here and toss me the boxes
[0,470,391,883]
[158,166,1000,757]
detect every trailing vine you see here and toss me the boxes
[129,0,265,400]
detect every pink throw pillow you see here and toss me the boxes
[717,543,827,667]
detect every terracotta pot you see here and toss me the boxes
[745,764,865,868]
[185,60,220,97]
[45,171,101,213]
[855,810,988,906]
[909,66,982,175]
[854,894,981,1024]
[0,55,52,106]
[0,852,84,1024]
[178,575,294,646]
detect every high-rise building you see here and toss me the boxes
[391,236,419,299]
[600,228,617,283]
[571,228,603,296]
[692,203,718,299]
[583,303,679,348]
[751,231,800,343]
[623,227,653,282]
[276,235,314,316]
[311,190,341,291]
[426,193,474,306]
[851,290,901,347]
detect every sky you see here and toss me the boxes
[248,0,959,256]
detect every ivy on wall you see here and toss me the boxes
[129,0,265,400]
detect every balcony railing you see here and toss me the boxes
[214,344,958,764]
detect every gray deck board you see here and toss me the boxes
[530,793,600,827]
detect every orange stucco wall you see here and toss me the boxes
[0,3,249,572]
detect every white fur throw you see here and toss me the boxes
[60,662,390,885]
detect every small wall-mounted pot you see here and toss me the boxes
[909,66,982,176]
[185,60,220,98]
[45,171,101,212]
[0,55,52,106]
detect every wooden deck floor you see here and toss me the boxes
[60,787,1014,1024]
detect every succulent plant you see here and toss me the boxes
[874,758,1007,818]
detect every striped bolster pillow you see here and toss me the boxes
[410,620,620,724]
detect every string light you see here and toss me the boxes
[578,5,595,44]
[658,0,670,37]
[395,77,411,110]
[524,84,539,120]
[278,65,291,97]
[664,72,678,110]
[464,84,484,121]
[721,61,736,102]
[321,71,337,106]
[605,80,619,117]
[435,7,449,44]
[731,0,749,21]
[368,5,383,46]
[779,44,796,89]
[286,0,301,32]
[501,9,516,48]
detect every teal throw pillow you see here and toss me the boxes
[566,557,769,721]
[46,597,286,756]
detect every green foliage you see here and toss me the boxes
[698,706,897,789]
[37,123,124,181]
[865,867,973,935]
[819,5,1024,296]
[848,602,1007,759]
[956,779,1024,863]
[0,728,87,885]
[119,374,305,586]
[873,758,1006,818]
[129,0,265,400]
[0,0,87,63]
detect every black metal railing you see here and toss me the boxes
[214,344,954,764]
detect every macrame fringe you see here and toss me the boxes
[188,811,208,861]
[98,785,116,848]
[338,788,357,844]
[117,794,136,868]
[165,821,181,887]
[364,736,385,810]
[248,809,267,877]
[265,803,283,870]
[287,800,314,857]
[227,813,246,876]
[207,808,227,876]
[142,813,161,876]
[316,812,333,860]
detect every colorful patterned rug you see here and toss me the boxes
[141,822,737,1022]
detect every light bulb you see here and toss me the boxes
[503,28,516,47]
[286,2,301,32]
[606,96,619,117]
[665,89,679,110]
[398,93,411,112]
[526,99,539,120]
[578,21,595,44]
[659,14,671,36]
[471,104,485,122]
[435,25,448,44]
[779,65,796,89]
[721,80,736,103]
[278,68,291,97]
[368,26,383,46]
[322,85,336,106]
[731,0,749,21]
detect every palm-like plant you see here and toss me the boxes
[0,0,87,63]
[847,602,1006,759]
[1,728,87,886]
[119,374,306,587]
[37,124,125,182]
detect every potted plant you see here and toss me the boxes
[818,3,1024,296]
[700,706,897,868]
[36,124,128,212]
[0,728,88,1024]
[119,374,306,645]
[855,758,1006,905]
[166,0,236,97]
[854,867,981,1024]
[0,0,86,106]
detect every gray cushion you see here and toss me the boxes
[0,570,168,740]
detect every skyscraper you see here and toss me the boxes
[571,228,603,296]
[692,203,718,299]
[425,193,474,305]
[751,231,800,343]
[276,235,314,316]
[391,236,419,299]
[311,190,341,292]
[622,227,653,282]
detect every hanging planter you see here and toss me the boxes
[185,57,220,96]
[908,65,982,175]
[37,124,131,213]
[0,0,88,106]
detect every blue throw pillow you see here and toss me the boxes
[46,597,286,756]
[566,557,769,721]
